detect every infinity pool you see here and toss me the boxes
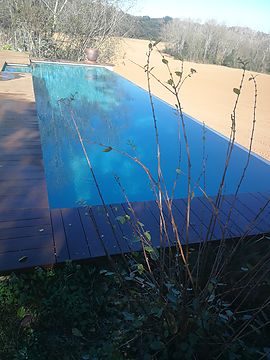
[2,63,32,73]
[10,62,270,208]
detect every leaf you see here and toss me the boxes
[176,168,181,174]
[233,88,240,95]
[225,310,234,318]
[175,71,182,77]
[162,58,168,65]
[148,43,153,49]
[144,231,151,242]
[82,355,90,360]
[190,68,197,74]
[122,311,134,321]
[241,266,249,271]
[116,215,130,224]
[145,245,159,261]
[191,191,195,200]
[145,246,154,253]
[102,146,112,152]
[104,271,114,276]
[207,294,215,303]
[207,283,214,293]
[137,264,144,274]
[17,306,26,319]
[72,328,83,337]
[19,256,28,263]
[167,79,173,85]
[219,313,229,322]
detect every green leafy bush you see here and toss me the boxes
[0,44,12,50]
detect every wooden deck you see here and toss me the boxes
[0,95,269,272]
[0,194,269,272]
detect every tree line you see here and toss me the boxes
[163,18,270,74]
[0,2,269,73]
[124,16,270,74]
[0,0,131,62]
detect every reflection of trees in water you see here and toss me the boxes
[32,64,136,206]
[33,64,132,145]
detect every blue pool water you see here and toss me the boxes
[28,63,270,208]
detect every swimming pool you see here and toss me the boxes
[6,62,270,209]
[2,63,32,73]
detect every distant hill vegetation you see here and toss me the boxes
[122,15,172,39]
[124,15,270,74]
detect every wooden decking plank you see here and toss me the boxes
[0,209,50,222]
[0,248,55,272]
[0,179,47,188]
[212,196,257,236]
[2,149,43,156]
[78,207,105,257]
[125,201,165,249]
[0,188,45,198]
[0,217,50,230]
[0,194,48,209]
[223,195,266,234]
[0,235,53,253]
[188,197,225,240]
[197,196,242,238]
[0,158,43,166]
[0,173,44,180]
[61,208,91,260]
[172,199,202,243]
[50,209,70,262]
[249,192,270,205]
[109,204,139,252]
[0,224,52,241]
[237,193,270,231]
[144,200,179,247]
[223,194,265,230]
[258,192,270,202]
[106,205,133,253]
[0,162,43,169]
[0,154,42,161]
[89,205,123,255]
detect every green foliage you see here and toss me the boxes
[116,214,130,224]
[123,16,171,40]
[0,236,269,359]
[0,43,12,50]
